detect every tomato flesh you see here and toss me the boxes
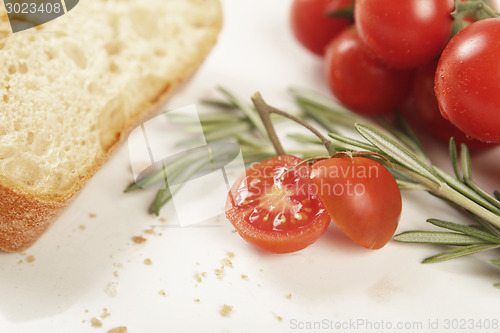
[310,157,402,249]
[226,155,331,253]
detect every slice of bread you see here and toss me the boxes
[0,0,222,251]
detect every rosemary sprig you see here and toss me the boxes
[125,86,500,286]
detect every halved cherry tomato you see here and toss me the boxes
[310,157,402,249]
[290,0,354,56]
[226,155,331,253]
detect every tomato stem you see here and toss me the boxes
[252,92,336,156]
[454,0,500,20]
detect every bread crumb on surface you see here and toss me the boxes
[101,308,110,319]
[89,213,97,219]
[285,294,292,300]
[26,255,35,263]
[220,304,233,317]
[79,225,86,230]
[275,314,283,321]
[226,251,235,258]
[113,271,119,278]
[159,217,167,223]
[158,290,167,296]
[132,236,147,244]
[193,272,207,283]
[144,258,152,265]
[144,228,155,234]
[214,268,224,280]
[90,317,102,327]
[221,257,233,268]
[194,299,200,303]
[17,259,23,264]
[241,274,248,280]
[107,327,127,333]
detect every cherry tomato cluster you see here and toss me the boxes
[291,0,500,146]
[225,155,401,253]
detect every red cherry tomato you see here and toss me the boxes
[435,18,500,143]
[310,157,402,249]
[226,155,331,253]
[324,28,414,116]
[355,0,454,68]
[290,0,354,56]
[411,60,497,152]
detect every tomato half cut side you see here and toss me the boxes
[225,155,331,254]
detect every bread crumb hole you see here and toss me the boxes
[154,49,166,57]
[19,62,28,74]
[63,42,87,69]
[26,132,34,145]
[104,41,123,55]
[109,62,120,73]
[7,64,16,75]
[45,49,55,60]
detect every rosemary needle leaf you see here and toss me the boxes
[355,124,441,185]
[394,111,429,161]
[464,178,500,211]
[460,142,472,180]
[427,218,500,244]
[449,138,461,180]
[423,244,500,264]
[393,231,489,245]
[490,258,500,266]
[432,167,500,215]
[149,189,172,216]
[328,132,379,152]
[217,87,268,139]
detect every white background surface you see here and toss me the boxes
[2,0,500,332]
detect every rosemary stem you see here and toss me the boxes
[252,92,336,156]
[437,184,500,229]
[251,92,286,155]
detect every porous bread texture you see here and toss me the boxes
[0,0,223,251]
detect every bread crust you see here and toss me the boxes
[0,0,223,252]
